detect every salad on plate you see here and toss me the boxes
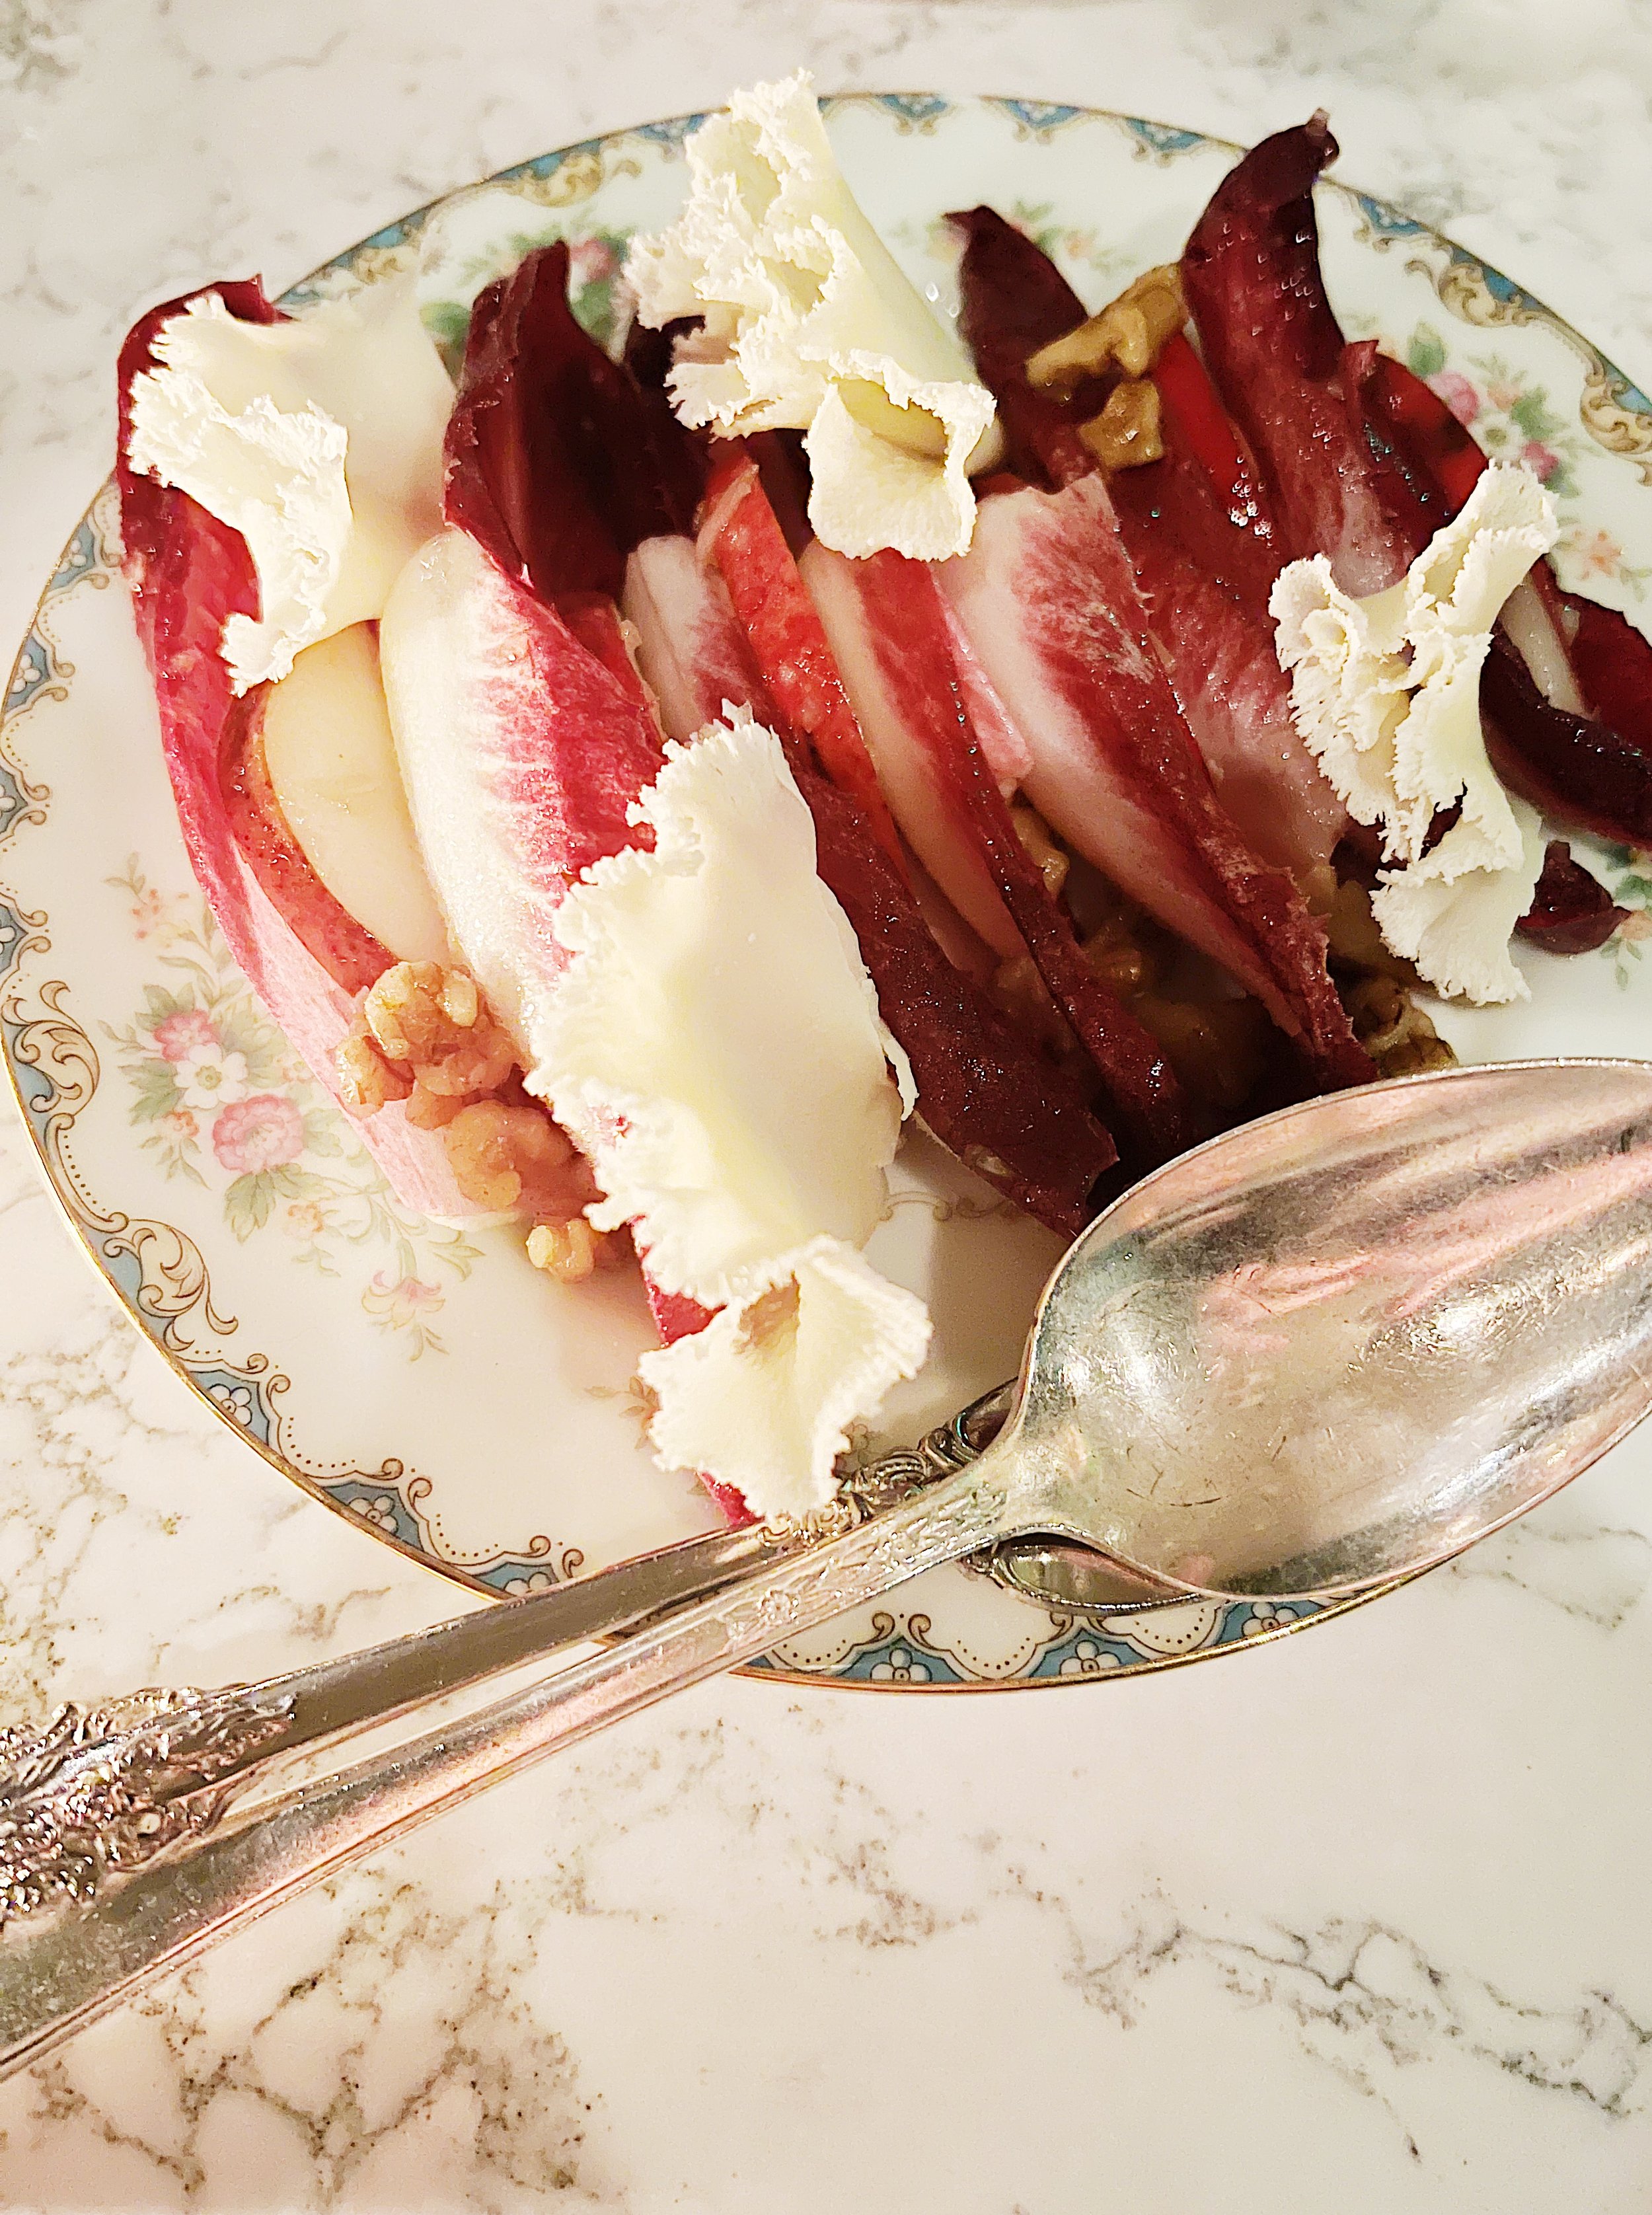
[112,73,1649,1525]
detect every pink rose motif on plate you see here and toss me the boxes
[152,1008,216,1061]
[569,236,619,289]
[212,1092,305,1174]
[1427,369,1480,427]
[1522,438,1560,484]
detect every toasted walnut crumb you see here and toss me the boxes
[1026,264,1187,393]
[1343,975,1456,1078]
[1081,915,1159,998]
[1324,880,1422,983]
[527,1217,602,1282]
[1078,378,1164,471]
[1010,802,1070,898]
[336,1024,412,1111]
[362,960,517,1098]
[442,1098,597,1219]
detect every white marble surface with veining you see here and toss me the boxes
[3,2,1652,2206]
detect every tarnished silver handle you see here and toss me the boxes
[0,1401,1010,2077]
[0,1518,780,1927]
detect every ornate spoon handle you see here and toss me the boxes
[0,1389,1010,1931]
[0,1414,1013,2079]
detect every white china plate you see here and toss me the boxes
[5,96,1649,1687]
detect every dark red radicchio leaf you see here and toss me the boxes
[795,761,1121,1234]
[1343,342,1489,523]
[1181,117,1421,595]
[446,241,701,601]
[1515,841,1628,954]
[1345,343,1652,849]
[116,282,470,1217]
[1482,637,1652,845]
[950,205,1104,487]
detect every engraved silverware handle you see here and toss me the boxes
[0,1519,784,1924]
[0,1388,1008,1935]
[0,1421,1015,2078]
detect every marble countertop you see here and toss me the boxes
[3,1,1652,2205]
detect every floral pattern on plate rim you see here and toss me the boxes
[100,860,480,1357]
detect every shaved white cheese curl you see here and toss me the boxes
[626,70,999,561]
[1371,794,1548,1004]
[1272,462,1558,1003]
[543,712,927,1515]
[641,1240,932,1516]
[127,278,452,691]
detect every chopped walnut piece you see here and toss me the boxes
[442,1098,598,1219]
[361,960,517,1098]
[410,1023,518,1098]
[528,1218,603,1282]
[345,958,620,1281]
[1081,914,1158,998]
[1078,378,1163,471]
[1324,880,1422,984]
[403,1080,465,1131]
[1026,264,1187,393]
[336,1023,413,1111]
[1010,803,1070,898]
[440,1100,523,1210]
[1344,975,1456,1078]
[363,961,465,1061]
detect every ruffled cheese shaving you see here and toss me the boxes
[541,711,928,1515]
[625,69,1000,562]
[126,278,452,692]
[1271,462,1558,1003]
[1370,793,1548,1003]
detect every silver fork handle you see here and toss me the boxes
[0,1439,1014,2080]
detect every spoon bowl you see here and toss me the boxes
[1000,1057,1652,1595]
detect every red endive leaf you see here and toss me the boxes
[116,283,474,1218]
[445,241,700,602]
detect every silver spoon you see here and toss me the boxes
[1,1056,1648,2076]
